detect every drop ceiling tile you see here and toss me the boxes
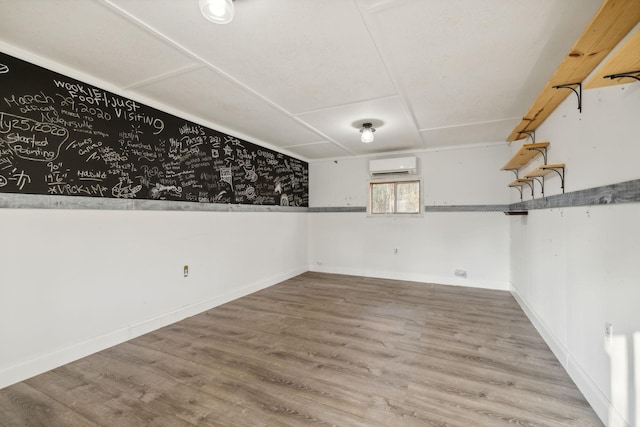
[296,97,423,156]
[107,0,397,114]
[283,143,351,160]
[132,67,324,148]
[419,118,521,148]
[366,0,603,129]
[0,0,611,161]
[0,0,198,88]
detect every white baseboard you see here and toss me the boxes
[308,264,510,291]
[510,284,629,427]
[0,266,307,390]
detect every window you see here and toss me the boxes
[369,179,421,215]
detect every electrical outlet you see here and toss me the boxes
[454,269,467,278]
[604,322,612,348]
[394,248,399,255]
[183,265,189,277]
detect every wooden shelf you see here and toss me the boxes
[509,178,533,187]
[503,144,565,198]
[508,178,534,200]
[523,163,566,196]
[501,142,549,171]
[585,29,640,89]
[524,163,566,178]
[506,0,640,142]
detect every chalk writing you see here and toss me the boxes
[112,178,142,199]
[220,167,233,189]
[8,168,31,190]
[0,51,308,206]
[149,183,182,199]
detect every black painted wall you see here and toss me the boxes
[0,52,308,207]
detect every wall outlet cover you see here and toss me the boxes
[455,269,467,278]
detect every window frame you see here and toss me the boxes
[367,176,423,217]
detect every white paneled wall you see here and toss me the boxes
[308,144,512,290]
[0,210,308,388]
[309,211,510,290]
[510,80,640,427]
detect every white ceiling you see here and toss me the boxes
[0,0,604,161]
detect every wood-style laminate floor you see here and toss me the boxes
[0,272,602,426]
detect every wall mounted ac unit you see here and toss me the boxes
[369,156,418,176]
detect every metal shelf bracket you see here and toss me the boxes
[527,146,548,165]
[540,165,566,194]
[511,186,523,201]
[553,82,582,113]
[523,180,534,199]
[529,176,545,198]
[506,169,519,180]
[603,70,640,83]
[517,130,536,143]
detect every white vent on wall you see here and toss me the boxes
[369,156,418,176]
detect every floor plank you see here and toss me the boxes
[0,272,602,426]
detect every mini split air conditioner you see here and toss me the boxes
[369,156,418,176]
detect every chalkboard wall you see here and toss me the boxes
[0,52,308,207]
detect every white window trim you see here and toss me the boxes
[367,175,424,218]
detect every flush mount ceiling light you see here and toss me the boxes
[360,123,376,143]
[199,0,235,24]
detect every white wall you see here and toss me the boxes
[310,144,512,207]
[510,76,640,426]
[0,44,310,389]
[0,209,308,388]
[309,144,512,290]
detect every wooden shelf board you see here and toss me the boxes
[525,168,552,178]
[501,142,550,171]
[585,29,640,89]
[509,178,533,187]
[539,163,566,170]
[506,0,640,142]
[525,163,566,178]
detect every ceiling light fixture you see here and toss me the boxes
[360,123,375,143]
[199,0,235,24]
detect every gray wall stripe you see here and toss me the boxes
[424,204,510,212]
[309,206,366,213]
[508,178,640,211]
[0,193,307,213]
[2,179,638,212]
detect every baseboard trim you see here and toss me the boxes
[510,284,629,427]
[0,266,307,390]
[308,265,510,291]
